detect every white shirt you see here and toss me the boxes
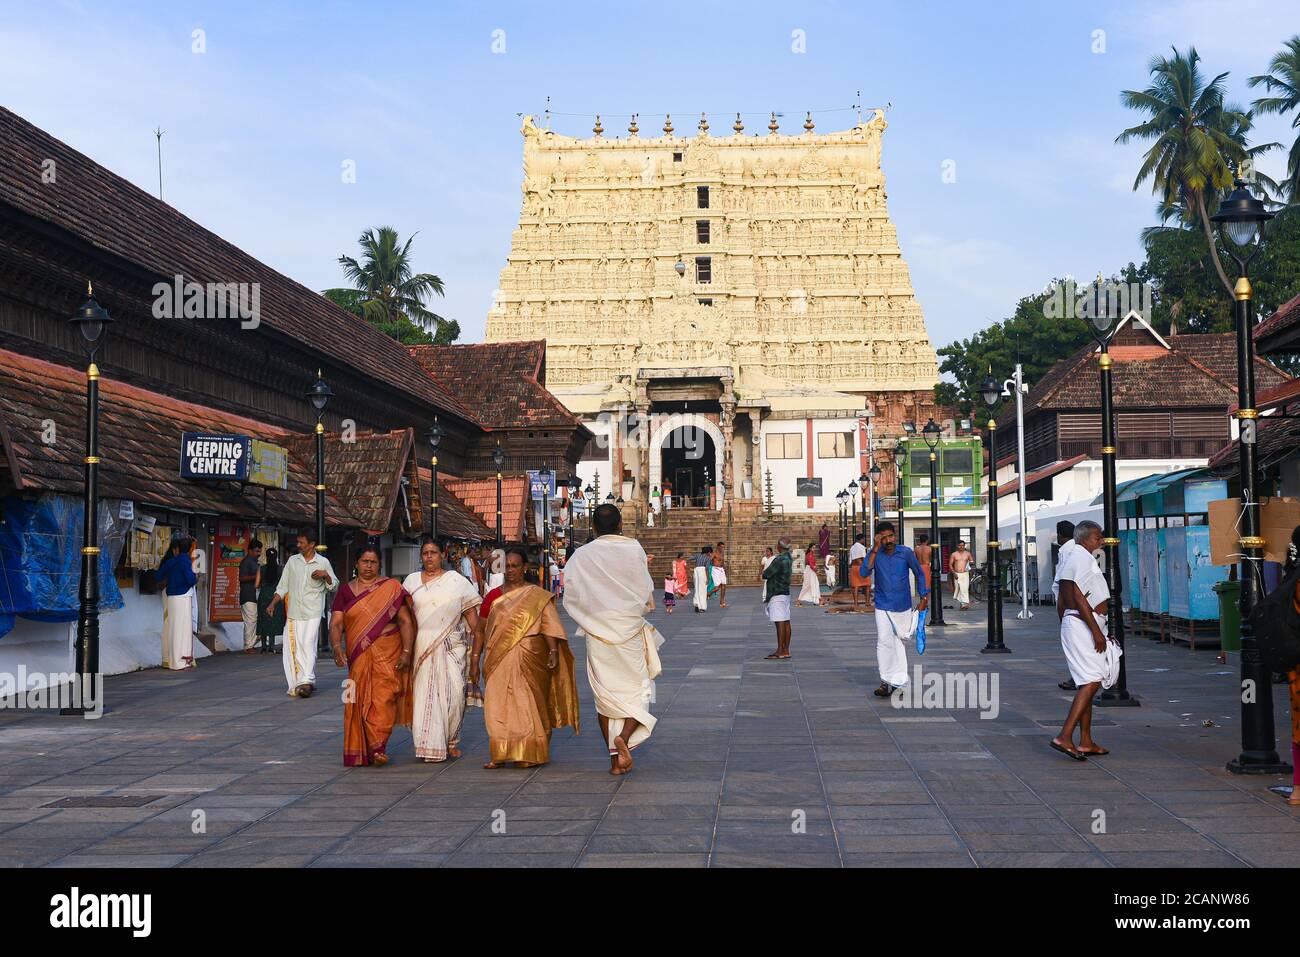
[1055,541,1109,610]
[1051,540,1078,601]
[849,541,867,564]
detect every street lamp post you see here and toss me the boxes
[492,441,505,546]
[921,419,947,626]
[539,466,553,590]
[63,283,112,716]
[893,440,906,547]
[1213,174,1286,771]
[307,372,335,655]
[1085,300,1137,707]
[867,464,881,540]
[427,416,443,542]
[836,490,849,588]
[848,477,859,551]
[979,374,1009,653]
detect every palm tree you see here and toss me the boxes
[1249,36,1300,204]
[323,226,458,344]
[1117,47,1255,296]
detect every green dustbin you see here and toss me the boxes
[1214,580,1241,652]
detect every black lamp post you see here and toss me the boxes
[427,416,443,542]
[836,489,849,587]
[848,476,859,549]
[1084,299,1137,706]
[893,440,906,546]
[539,466,553,589]
[921,419,947,626]
[1213,174,1285,771]
[306,371,334,555]
[492,441,505,546]
[979,374,1009,653]
[63,283,112,716]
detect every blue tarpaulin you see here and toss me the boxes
[0,494,125,637]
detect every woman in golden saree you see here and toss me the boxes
[469,546,580,768]
[329,545,414,767]
[403,537,481,763]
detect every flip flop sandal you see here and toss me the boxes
[1077,747,1109,756]
[764,652,782,659]
[1050,741,1088,761]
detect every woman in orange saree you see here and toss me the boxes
[468,546,580,768]
[329,545,415,767]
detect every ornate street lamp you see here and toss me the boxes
[492,441,506,546]
[892,440,906,546]
[867,464,881,540]
[1083,296,1136,704]
[427,416,443,542]
[306,371,334,556]
[848,476,859,546]
[921,419,947,627]
[836,489,849,587]
[979,374,1009,653]
[1213,173,1284,771]
[63,283,112,716]
[538,466,553,589]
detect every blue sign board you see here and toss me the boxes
[180,432,251,481]
[527,470,557,501]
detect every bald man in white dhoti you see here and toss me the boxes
[563,503,664,775]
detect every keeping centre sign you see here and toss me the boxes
[180,432,251,481]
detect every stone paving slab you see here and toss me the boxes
[1,587,1298,867]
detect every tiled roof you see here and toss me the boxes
[1208,414,1299,474]
[1255,292,1300,351]
[1005,331,1290,426]
[0,106,475,424]
[408,341,583,430]
[415,468,495,542]
[443,476,530,542]
[283,429,418,536]
[0,348,356,526]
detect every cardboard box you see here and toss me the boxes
[1208,497,1300,565]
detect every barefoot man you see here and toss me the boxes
[1051,521,1121,761]
[949,540,973,611]
[863,522,928,697]
[563,503,664,775]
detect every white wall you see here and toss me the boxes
[760,417,861,514]
[0,589,242,695]
[575,416,615,500]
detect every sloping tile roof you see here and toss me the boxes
[1208,414,1299,474]
[443,476,530,542]
[283,429,417,536]
[408,341,583,430]
[415,468,495,542]
[1005,331,1290,426]
[1254,292,1300,351]
[0,106,474,424]
[0,348,356,526]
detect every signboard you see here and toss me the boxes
[796,477,822,497]
[527,470,557,501]
[249,439,289,490]
[180,432,250,481]
[943,483,974,505]
[118,500,135,521]
[209,520,251,623]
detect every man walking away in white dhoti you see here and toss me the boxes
[561,504,660,774]
[692,546,711,612]
[1051,521,1119,761]
[563,503,663,775]
[863,522,929,697]
[267,528,338,698]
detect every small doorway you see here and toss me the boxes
[660,425,716,508]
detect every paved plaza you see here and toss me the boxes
[1,588,1297,868]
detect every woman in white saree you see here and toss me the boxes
[403,537,481,763]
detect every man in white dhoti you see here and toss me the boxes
[158,538,198,670]
[692,546,711,612]
[1050,520,1120,761]
[563,503,663,775]
[862,522,929,697]
[267,529,338,698]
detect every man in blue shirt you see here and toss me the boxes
[863,521,929,697]
[158,537,198,670]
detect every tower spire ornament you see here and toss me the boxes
[593,114,603,137]
[769,111,779,134]
[698,112,709,134]
[663,114,673,135]
[804,111,815,132]
[628,113,638,136]
[733,113,744,134]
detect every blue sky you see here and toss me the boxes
[2,0,1297,357]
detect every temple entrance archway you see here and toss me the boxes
[648,413,724,509]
